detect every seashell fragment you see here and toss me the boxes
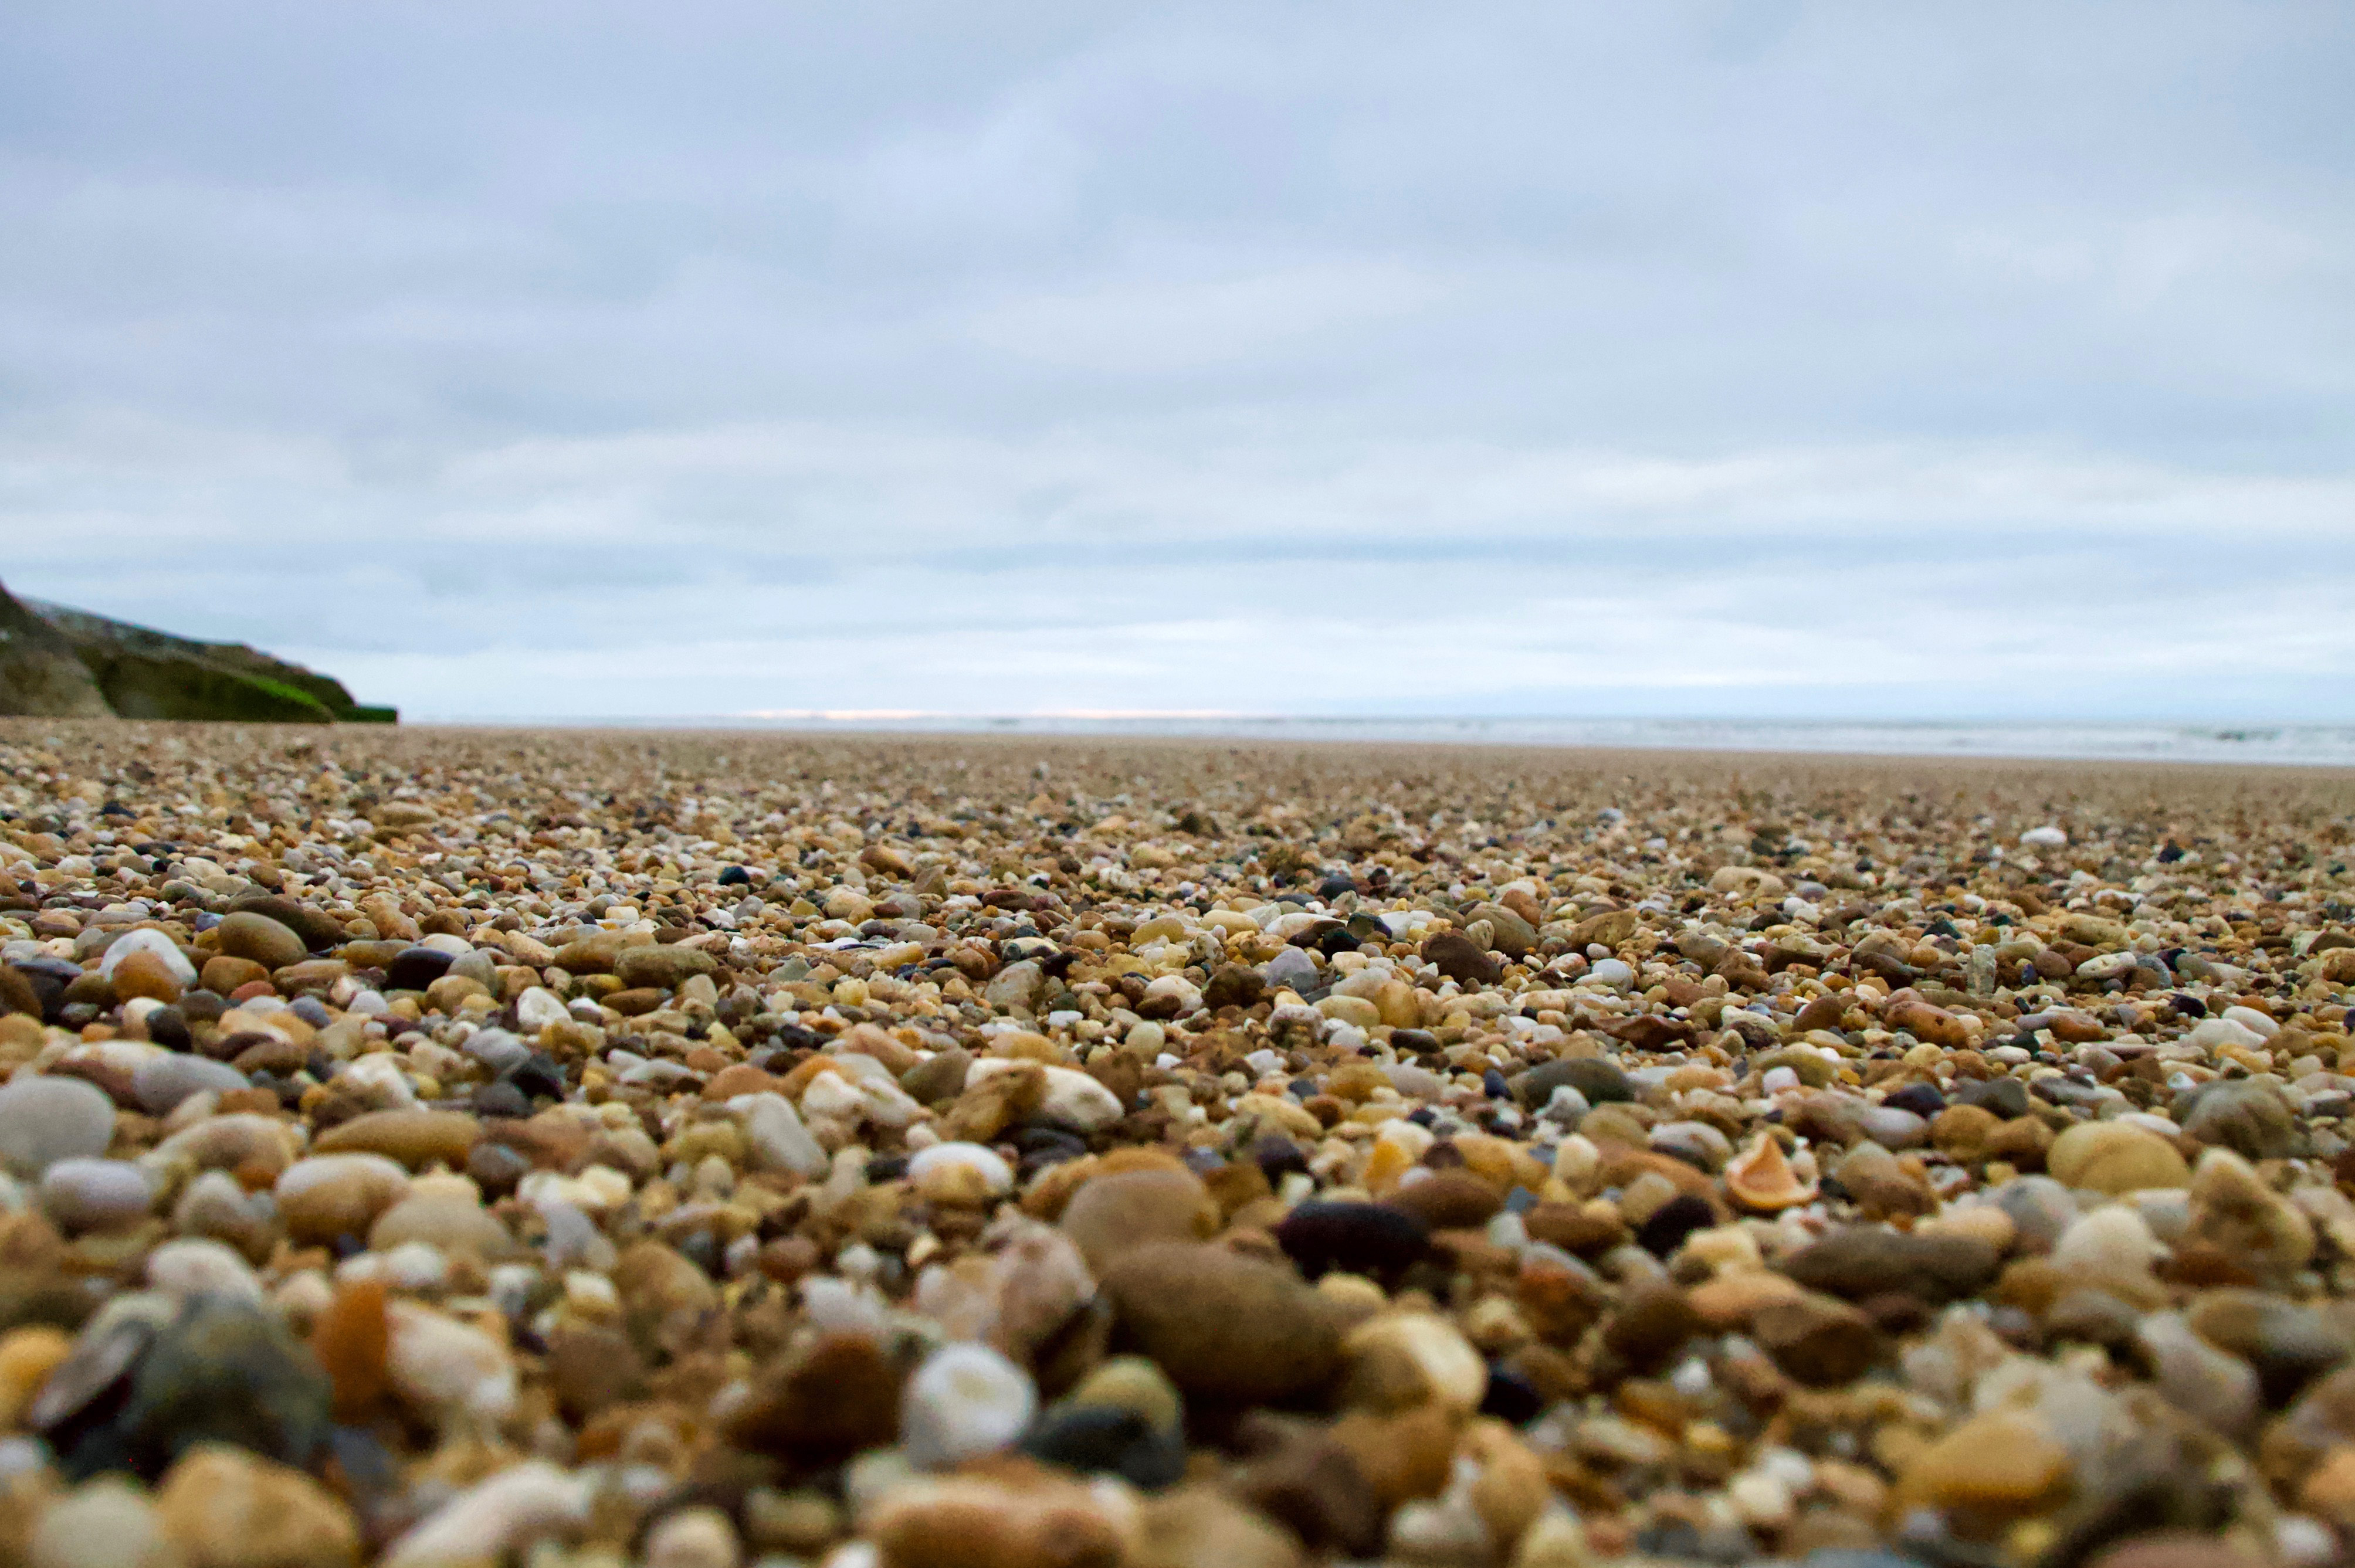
[1724,1132,1818,1213]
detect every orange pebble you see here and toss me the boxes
[311,1277,391,1421]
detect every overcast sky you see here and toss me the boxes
[4,2,2351,722]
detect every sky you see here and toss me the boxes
[2,1,2351,723]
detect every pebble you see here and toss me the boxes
[2178,1080,2299,1160]
[2048,1120,2191,1194]
[147,1238,264,1302]
[1990,1175,2080,1253]
[66,1294,333,1481]
[1782,1226,2001,1303]
[900,1342,1038,1469]
[1753,1293,1883,1387]
[906,1140,1016,1204]
[131,1053,249,1115]
[212,912,308,971]
[643,1506,742,1568]
[5,723,2353,1567]
[2084,1537,2265,1568]
[1099,1243,1343,1404]
[2051,1204,2167,1277]
[1273,1200,1430,1279]
[2185,1289,2349,1405]
[2139,1311,2261,1437]
[1341,1310,1487,1414]
[39,1157,153,1232]
[1896,1407,2073,1516]
[154,1442,361,1568]
[275,1153,412,1245]
[0,1074,117,1176]
[740,1091,829,1177]
[314,1109,479,1168]
[1133,1485,1306,1568]
[1059,1166,1217,1271]
[27,1476,178,1568]
[381,1462,590,1568]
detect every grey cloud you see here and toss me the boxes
[1,1,2350,719]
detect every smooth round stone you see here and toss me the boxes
[2051,1206,2166,1276]
[377,1462,593,1567]
[1781,1227,2001,1303]
[2085,1535,2271,1568]
[2048,1121,2190,1194]
[132,1054,249,1116]
[1856,1106,1928,1150]
[1649,1121,1733,1169]
[1021,1401,1188,1491]
[2220,1004,2279,1040]
[1097,1242,1343,1404]
[906,1141,1015,1204]
[98,928,196,987]
[110,951,188,1006]
[370,1193,517,1258]
[39,1158,153,1233]
[1341,1311,1488,1413]
[1753,1293,1883,1387]
[1262,947,1320,991]
[741,1094,828,1178]
[1956,1076,2031,1118]
[2178,1080,2298,1161]
[383,946,455,992]
[643,1507,740,1568]
[1386,1169,1506,1229]
[147,1237,265,1302]
[2187,1017,2266,1053]
[449,951,498,990]
[1896,1407,2073,1514]
[275,1153,413,1244]
[153,1444,360,1568]
[2137,1311,2259,1436]
[463,1029,531,1077]
[154,1112,297,1181]
[0,1075,117,1177]
[1032,1064,1124,1131]
[1059,1168,1216,1272]
[28,1476,175,1568]
[213,912,307,971]
[1990,1175,2079,1254]
[1275,1200,1432,1279]
[2185,1289,2349,1405]
[1547,1057,1634,1105]
[315,1109,481,1169]
[900,1342,1037,1469]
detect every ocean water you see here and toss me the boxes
[531,714,2355,766]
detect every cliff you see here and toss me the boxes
[0,578,396,723]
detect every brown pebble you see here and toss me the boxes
[1099,1243,1343,1405]
[315,1109,481,1169]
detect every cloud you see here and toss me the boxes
[966,260,1446,372]
[0,1,2349,721]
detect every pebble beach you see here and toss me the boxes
[2,719,2353,1568]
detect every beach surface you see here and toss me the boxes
[2,719,2353,1567]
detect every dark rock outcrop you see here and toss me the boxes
[0,577,395,723]
[0,579,114,717]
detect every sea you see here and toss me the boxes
[511,715,2355,768]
